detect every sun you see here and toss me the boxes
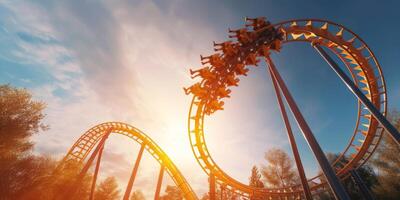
[161,119,193,165]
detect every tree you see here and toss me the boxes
[372,111,400,199]
[199,187,239,200]
[0,84,97,200]
[2,155,57,200]
[159,185,183,200]
[323,153,377,200]
[313,190,333,200]
[249,165,264,188]
[131,190,146,200]
[0,84,47,157]
[261,148,299,188]
[0,84,48,199]
[248,165,265,200]
[19,160,94,200]
[94,177,120,200]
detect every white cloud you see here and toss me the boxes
[1,0,221,196]
[1,0,291,197]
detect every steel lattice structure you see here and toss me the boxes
[59,122,198,200]
[57,17,400,200]
[185,18,397,200]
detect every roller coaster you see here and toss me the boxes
[57,18,400,200]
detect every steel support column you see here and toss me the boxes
[313,44,400,145]
[349,169,375,200]
[267,62,313,200]
[265,56,350,200]
[220,185,225,200]
[89,143,105,200]
[209,172,216,200]
[154,165,165,200]
[123,144,146,200]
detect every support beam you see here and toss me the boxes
[220,185,225,200]
[209,172,216,200]
[349,169,375,200]
[265,56,350,200]
[123,144,146,200]
[89,143,105,200]
[154,165,165,200]
[313,44,400,145]
[267,62,313,200]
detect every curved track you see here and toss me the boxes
[187,18,386,198]
[61,122,198,200]
[57,18,387,200]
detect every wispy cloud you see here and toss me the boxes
[0,0,306,196]
[0,0,223,196]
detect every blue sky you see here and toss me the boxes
[0,0,399,197]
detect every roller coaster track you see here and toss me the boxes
[60,122,198,200]
[57,18,399,200]
[187,18,387,199]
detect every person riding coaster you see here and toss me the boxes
[213,41,238,57]
[190,67,217,80]
[200,54,225,69]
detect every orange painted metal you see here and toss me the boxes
[187,18,386,198]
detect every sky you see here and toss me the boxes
[0,0,399,198]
